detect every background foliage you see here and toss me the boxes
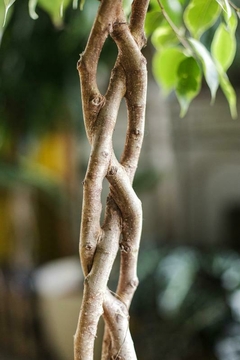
[0,1,240,360]
[1,0,240,130]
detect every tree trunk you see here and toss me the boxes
[74,1,149,359]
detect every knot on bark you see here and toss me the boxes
[101,150,109,158]
[108,166,118,176]
[76,52,84,70]
[111,21,127,38]
[132,128,141,137]
[112,21,127,30]
[90,95,106,113]
[120,242,131,253]
[84,242,94,251]
[129,278,139,288]
[108,22,113,33]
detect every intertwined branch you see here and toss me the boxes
[74,1,149,359]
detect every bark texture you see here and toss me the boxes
[74,1,149,359]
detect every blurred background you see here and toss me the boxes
[1,1,240,359]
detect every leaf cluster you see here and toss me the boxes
[0,0,103,138]
[147,0,239,117]
[1,0,239,118]
[1,0,132,31]
[1,0,80,29]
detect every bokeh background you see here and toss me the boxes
[1,1,240,359]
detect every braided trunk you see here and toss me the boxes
[74,1,149,359]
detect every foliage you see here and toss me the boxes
[148,0,239,118]
[1,2,239,359]
[1,0,239,118]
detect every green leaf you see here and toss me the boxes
[30,0,72,27]
[160,0,183,27]
[152,47,186,94]
[3,0,16,27]
[149,0,160,11]
[72,0,78,9]
[176,57,202,117]
[184,0,221,39]
[189,38,219,101]
[145,10,163,37]
[216,0,231,18]
[123,0,132,16]
[218,68,237,119]
[178,0,188,5]
[79,0,85,11]
[0,2,4,41]
[211,23,236,71]
[151,22,178,50]
[29,0,38,20]
[223,5,238,33]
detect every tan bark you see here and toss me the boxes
[74,1,149,359]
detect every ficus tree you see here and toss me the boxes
[1,0,239,359]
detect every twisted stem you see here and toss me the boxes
[74,1,149,359]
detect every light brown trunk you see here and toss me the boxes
[74,1,149,359]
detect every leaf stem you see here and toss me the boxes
[156,0,192,53]
[229,0,240,13]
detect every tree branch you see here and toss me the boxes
[75,0,149,359]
